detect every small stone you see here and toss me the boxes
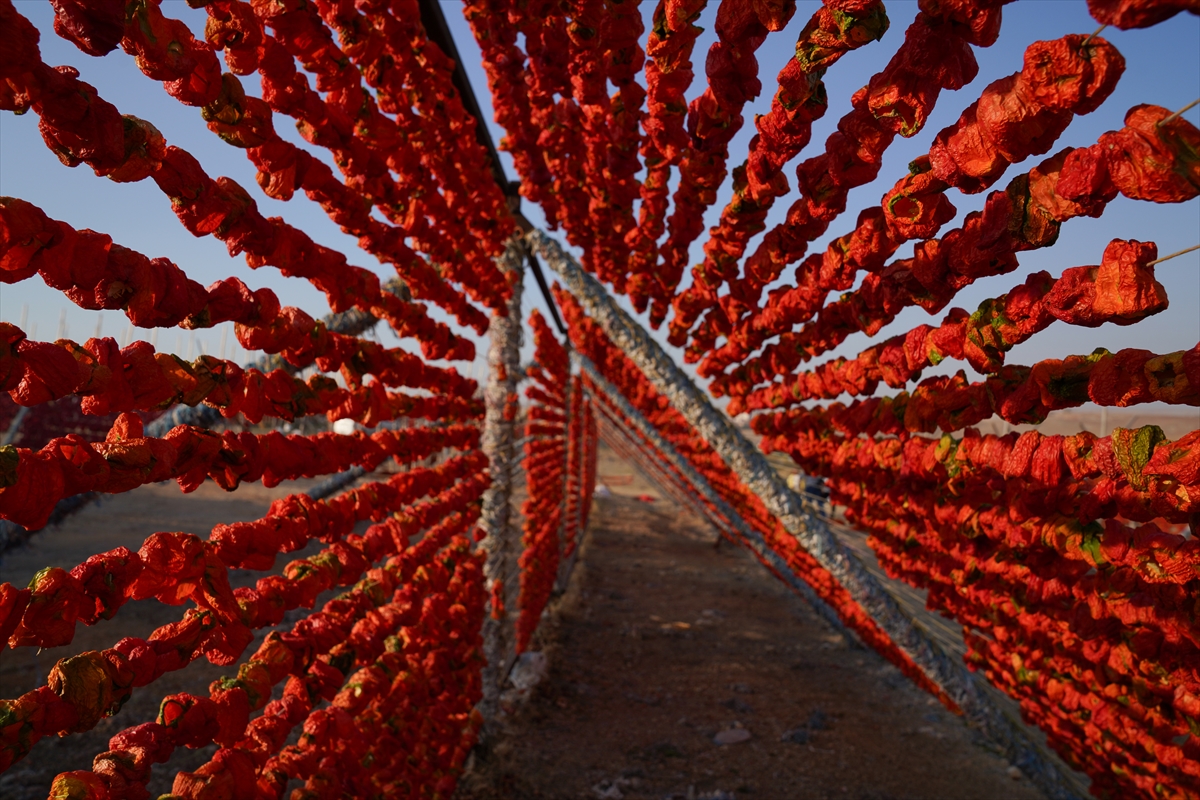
[780,727,810,744]
[806,708,830,730]
[714,727,752,745]
[729,682,753,694]
[1007,766,1023,781]
[508,651,547,691]
[720,697,753,714]
[592,781,624,799]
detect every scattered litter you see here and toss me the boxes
[509,651,548,691]
[713,724,751,745]
[780,727,810,744]
[1007,765,1024,781]
[592,778,628,799]
[594,483,612,497]
[635,493,657,502]
[625,691,662,706]
[720,697,753,714]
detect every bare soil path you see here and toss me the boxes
[457,450,1045,800]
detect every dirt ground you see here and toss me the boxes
[455,446,1047,800]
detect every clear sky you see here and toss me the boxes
[1,0,1197,418]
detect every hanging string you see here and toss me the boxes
[1147,243,1200,265]
[1160,98,1200,126]
[1081,24,1107,45]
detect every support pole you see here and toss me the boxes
[532,231,1085,800]
[478,236,526,730]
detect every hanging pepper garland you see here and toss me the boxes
[670,0,1010,341]
[517,310,569,652]
[462,0,560,222]
[709,104,1199,396]
[624,0,707,313]
[756,412,1200,795]
[0,323,482,432]
[47,516,485,799]
[0,0,606,794]
[0,0,1196,794]
[0,408,481,529]
[564,374,596,555]
[2,456,486,657]
[0,467,488,775]
[689,30,1129,366]
[516,311,598,652]
[652,0,797,318]
[1,0,491,334]
[666,0,890,335]
[713,238,1167,402]
[45,0,515,316]
[0,197,473,363]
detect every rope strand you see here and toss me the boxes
[1081,24,1107,45]
[1159,98,1200,126]
[1147,243,1200,265]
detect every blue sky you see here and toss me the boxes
[1,0,1197,416]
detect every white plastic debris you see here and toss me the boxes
[509,651,548,691]
[713,726,751,745]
